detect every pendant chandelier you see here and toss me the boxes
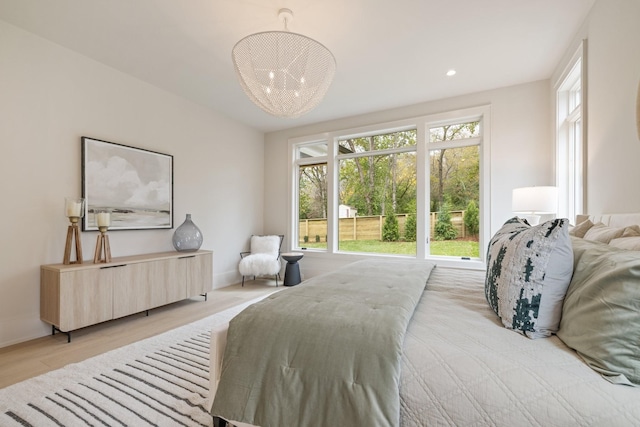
[232,8,336,118]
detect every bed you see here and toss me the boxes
[209,214,640,426]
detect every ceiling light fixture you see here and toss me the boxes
[231,8,336,118]
[446,69,457,77]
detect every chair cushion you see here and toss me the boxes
[250,235,280,255]
[239,253,281,276]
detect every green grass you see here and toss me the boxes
[300,239,480,258]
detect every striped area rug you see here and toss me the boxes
[0,296,268,427]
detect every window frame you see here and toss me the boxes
[555,40,587,221]
[422,109,489,264]
[288,105,491,269]
[336,127,418,255]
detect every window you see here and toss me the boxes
[556,42,585,221]
[428,121,481,258]
[295,142,328,249]
[337,129,417,255]
[290,106,490,266]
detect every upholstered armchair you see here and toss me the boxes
[238,235,284,286]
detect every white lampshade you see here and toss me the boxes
[512,186,558,225]
[232,9,336,118]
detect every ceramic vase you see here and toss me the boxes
[172,214,203,252]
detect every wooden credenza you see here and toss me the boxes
[40,250,213,341]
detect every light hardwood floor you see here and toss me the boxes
[0,280,281,390]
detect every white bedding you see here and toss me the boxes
[211,246,640,426]
[402,267,640,426]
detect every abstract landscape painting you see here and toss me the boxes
[82,137,173,231]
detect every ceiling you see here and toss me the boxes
[0,0,595,133]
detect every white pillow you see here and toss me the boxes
[583,223,625,243]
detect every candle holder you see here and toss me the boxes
[93,210,112,263]
[63,197,85,265]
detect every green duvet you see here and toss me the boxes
[211,258,435,427]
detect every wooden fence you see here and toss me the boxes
[299,211,468,243]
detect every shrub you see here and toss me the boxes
[303,235,309,243]
[434,203,458,241]
[404,213,417,242]
[382,213,400,242]
[315,235,320,243]
[464,200,479,236]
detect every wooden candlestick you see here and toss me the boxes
[63,217,83,265]
[93,226,112,263]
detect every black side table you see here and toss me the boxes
[281,252,304,286]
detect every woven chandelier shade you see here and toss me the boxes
[232,19,336,118]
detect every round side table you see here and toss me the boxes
[281,252,304,286]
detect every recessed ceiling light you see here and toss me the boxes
[446,69,457,77]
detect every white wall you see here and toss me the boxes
[264,80,552,276]
[583,0,640,213]
[0,20,265,348]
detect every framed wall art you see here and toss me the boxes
[81,137,173,231]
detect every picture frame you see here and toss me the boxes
[81,137,173,231]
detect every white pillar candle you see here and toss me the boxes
[66,201,82,217]
[97,212,111,227]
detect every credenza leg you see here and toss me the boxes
[51,325,71,343]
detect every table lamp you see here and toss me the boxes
[512,186,558,225]
[63,197,85,264]
[93,209,112,263]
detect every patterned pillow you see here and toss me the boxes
[485,217,573,338]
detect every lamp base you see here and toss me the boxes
[63,223,83,264]
[522,214,541,226]
[93,232,112,263]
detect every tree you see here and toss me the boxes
[298,188,311,219]
[299,164,327,219]
[434,202,458,240]
[444,146,480,210]
[464,200,479,236]
[429,121,479,212]
[404,212,417,242]
[382,211,400,242]
[339,130,417,217]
